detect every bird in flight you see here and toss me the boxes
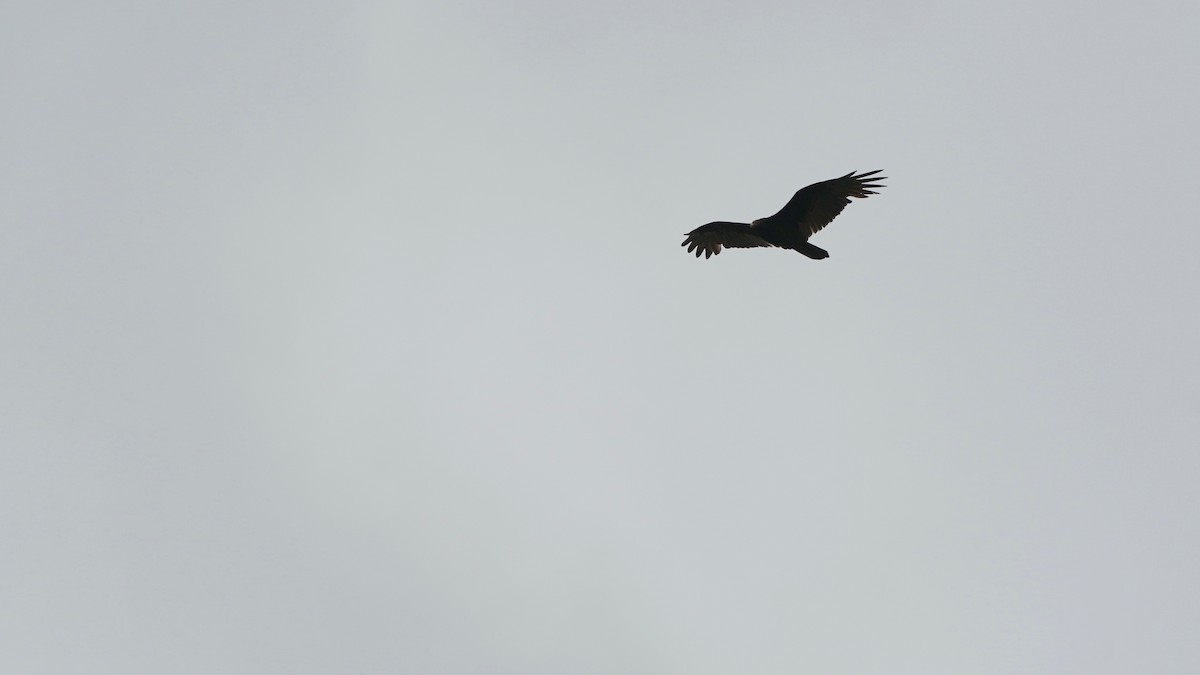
[681,170,886,260]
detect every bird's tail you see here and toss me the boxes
[793,243,829,259]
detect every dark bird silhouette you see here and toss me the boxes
[681,170,886,260]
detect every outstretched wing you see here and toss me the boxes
[764,170,886,237]
[681,221,772,259]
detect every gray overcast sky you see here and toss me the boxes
[4,1,1199,673]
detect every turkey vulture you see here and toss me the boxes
[681,170,886,259]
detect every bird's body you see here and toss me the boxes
[681,170,886,259]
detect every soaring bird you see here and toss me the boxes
[681,170,886,260]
